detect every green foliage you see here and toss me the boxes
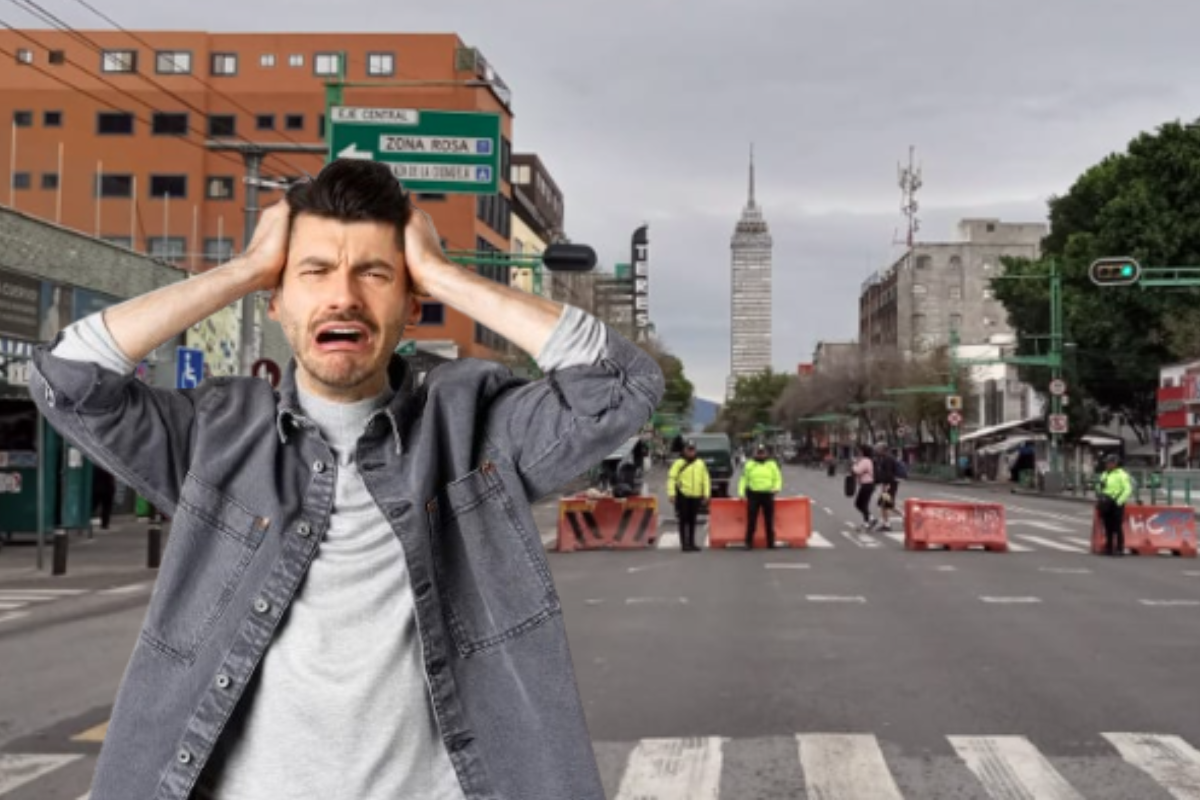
[715,369,793,434]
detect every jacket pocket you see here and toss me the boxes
[140,473,266,663]
[427,461,559,656]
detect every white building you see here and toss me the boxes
[727,147,773,399]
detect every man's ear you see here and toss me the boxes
[266,288,281,322]
[404,295,422,329]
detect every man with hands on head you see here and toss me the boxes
[30,159,664,800]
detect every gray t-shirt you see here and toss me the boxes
[54,305,605,799]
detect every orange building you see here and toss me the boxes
[0,30,515,359]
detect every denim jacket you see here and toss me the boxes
[29,325,664,800]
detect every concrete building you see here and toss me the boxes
[0,28,515,361]
[859,219,1046,356]
[727,148,772,398]
[812,341,859,375]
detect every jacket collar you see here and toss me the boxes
[275,355,413,453]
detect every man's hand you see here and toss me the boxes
[404,208,453,297]
[239,201,291,292]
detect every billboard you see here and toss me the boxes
[631,225,649,342]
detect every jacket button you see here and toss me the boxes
[312,460,326,474]
[254,597,271,615]
[177,748,192,765]
[215,674,232,689]
[297,522,312,538]
[255,517,270,531]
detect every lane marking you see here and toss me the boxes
[71,721,109,743]
[614,737,723,800]
[0,602,28,611]
[0,588,86,595]
[980,596,1042,604]
[0,611,30,626]
[806,595,867,603]
[765,563,810,570]
[1185,571,1200,577]
[625,597,689,606]
[584,599,606,606]
[1039,567,1093,575]
[949,735,1085,800]
[0,754,84,795]
[823,506,834,516]
[1012,535,1087,553]
[99,583,151,595]
[1103,733,1200,798]
[0,593,72,603]
[627,563,677,575]
[1139,600,1200,607]
[797,733,904,800]
[808,532,834,548]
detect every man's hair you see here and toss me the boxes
[285,159,412,246]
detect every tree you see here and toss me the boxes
[712,369,793,435]
[638,337,694,435]
[992,119,1200,442]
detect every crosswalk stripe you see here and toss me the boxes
[0,588,86,596]
[1013,535,1087,553]
[1103,733,1200,799]
[0,753,84,795]
[808,532,833,548]
[1064,537,1093,549]
[950,735,1085,799]
[0,594,67,603]
[0,611,29,625]
[613,737,722,800]
[0,602,28,610]
[885,532,905,545]
[1006,540,1035,553]
[658,532,681,550]
[798,733,904,800]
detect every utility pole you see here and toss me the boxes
[207,140,328,375]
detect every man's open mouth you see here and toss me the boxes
[314,323,372,350]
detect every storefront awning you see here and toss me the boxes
[977,434,1046,456]
[960,416,1043,444]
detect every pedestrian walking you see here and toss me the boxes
[739,443,783,549]
[669,440,710,553]
[29,159,663,800]
[873,443,900,532]
[1096,453,1134,556]
[852,445,877,531]
[91,466,115,530]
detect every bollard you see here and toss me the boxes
[147,512,163,569]
[51,527,68,576]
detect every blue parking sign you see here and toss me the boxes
[176,347,204,389]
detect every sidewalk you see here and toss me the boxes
[0,515,163,587]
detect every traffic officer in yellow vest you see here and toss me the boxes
[1097,453,1135,556]
[668,440,711,552]
[740,443,783,549]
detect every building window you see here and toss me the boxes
[152,112,188,136]
[501,138,511,184]
[43,111,62,127]
[11,172,30,190]
[96,111,134,135]
[511,164,531,185]
[208,114,236,137]
[41,173,58,190]
[260,53,276,68]
[48,50,65,65]
[318,114,326,138]
[949,255,963,270]
[949,285,963,300]
[148,237,187,261]
[367,52,394,76]
[950,313,962,331]
[149,175,187,199]
[418,301,445,326]
[204,237,235,264]
[915,255,932,270]
[15,49,32,65]
[987,223,996,233]
[12,110,31,127]
[284,114,304,131]
[155,51,191,74]
[205,176,234,200]
[912,284,927,295]
[415,193,446,201]
[211,53,238,76]
[101,50,137,73]
[96,174,133,198]
[288,53,304,67]
[314,52,341,77]
[256,114,275,131]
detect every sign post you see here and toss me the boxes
[176,347,204,390]
[328,106,501,195]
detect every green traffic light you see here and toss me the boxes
[1121,264,1134,277]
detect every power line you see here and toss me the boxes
[6,0,311,176]
[64,0,313,156]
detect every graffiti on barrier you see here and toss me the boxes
[1127,509,1196,544]
[914,503,1004,540]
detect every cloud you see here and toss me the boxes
[42,0,1200,399]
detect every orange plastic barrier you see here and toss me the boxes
[706,496,812,549]
[555,495,659,552]
[1089,505,1198,557]
[904,499,1008,553]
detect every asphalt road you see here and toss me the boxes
[2,465,1199,798]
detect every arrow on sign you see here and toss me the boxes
[338,143,373,160]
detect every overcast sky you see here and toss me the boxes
[28,0,1200,399]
